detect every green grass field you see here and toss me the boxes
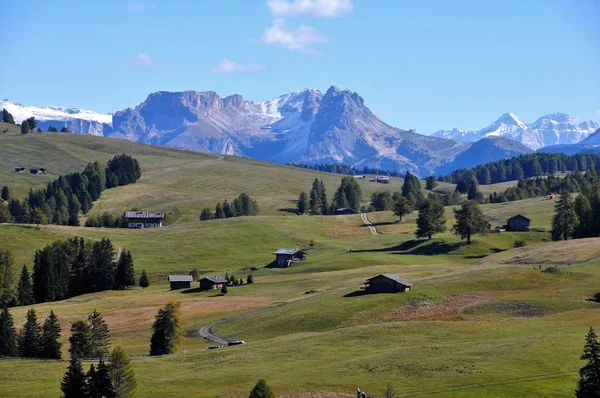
[1,127,598,397]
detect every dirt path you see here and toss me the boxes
[361,213,379,235]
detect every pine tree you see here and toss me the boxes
[318,180,328,215]
[108,346,137,398]
[0,249,15,306]
[40,310,62,359]
[551,193,576,241]
[139,269,150,289]
[1,186,9,201]
[425,175,437,190]
[17,265,35,305]
[402,171,421,197]
[2,109,15,124]
[114,251,135,290]
[415,199,446,240]
[574,194,593,238]
[89,238,116,292]
[199,208,213,221]
[392,196,412,222]
[88,359,114,398]
[297,191,309,214]
[575,327,600,397]
[88,310,111,358]
[215,202,225,219]
[69,319,93,359]
[0,306,18,356]
[452,200,490,244]
[149,302,182,356]
[61,357,88,398]
[249,379,275,398]
[467,174,481,201]
[309,181,321,215]
[60,126,70,133]
[19,308,42,357]
[247,274,254,284]
[221,285,228,295]
[20,121,30,134]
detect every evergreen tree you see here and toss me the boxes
[89,238,116,292]
[19,308,42,357]
[247,274,254,284]
[60,126,70,133]
[17,265,35,305]
[0,306,18,356]
[575,327,600,397]
[452,200,489,244]
[222,199,235,218]
[20,121,30,134]
[0,250,16,306]
[215,202,225,219]
[574,194,593,238]
[383,383,396,398]
[221,285,228,295]
[0,203,12,223]
[149,302,182,356]
[318,180,328,215]
[467,174,481,201]
[402,171,421,198]
[333,176,362,210]
[249,379,275,398]
[114,251,135,290]
[297,191,309,214]
[88,359,114,398]
[370,191,393,211]
[88,310,111,358]
[26,117,37,130]
[139,269,149,289]
[108,346,137,398]
[415,199,446,240]
[48,126,58,132]
[40,310,62,359]
[69,319,93,359]
[551,193,576,241]
[199,208,213,221]
[61,357,88,398]
[1,186,9,201]
[2,108,15,124]
[392,196,412,222]
[425,175,437,190]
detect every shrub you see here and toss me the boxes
[513,239,526,248]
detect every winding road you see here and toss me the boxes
[361,213,379,235]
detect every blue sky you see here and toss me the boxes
[1,0,599,133]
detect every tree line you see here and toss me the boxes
[296,177,363,215]
[0,109,70,134]
[3,155,141,226]
[199,193,260,221]
[439,153,600,186]
[287,162,407,178]
[551,182,600,241]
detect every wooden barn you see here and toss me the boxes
[199,276,228,291]
[29,167,46,175]
[14,167,25,173]
[124,211,165,228]
[506,214,530,232]
[363,274,412,294]
[168,274,193,290]
[273,249,306,267]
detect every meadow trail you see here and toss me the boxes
[361,213,379,235]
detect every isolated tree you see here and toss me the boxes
[60,126,70,133]
[138,269,149,289]
[551,193,576,241]
[415,199,446,240]
[149,301,182,356]
[61,357,88,398]
[19,308,42,357]
[383,383,396,398]
[452,200,489,244]
[2,109,15,124]
[247,274,254,284]
[20,121,30,134]
[88,359,114,398]
[575,327,600,397]
[402,171,421,198]
[0,307,18,356]
[297,191,309,214]
[392,196,412,222]
[40,310,62,359]
[249,379,275,398]
[17,265,35,305]
[1,186,10,201]
[88,310,111,358]
[108,346,137,398]
[69,319,93,359]
[114,251,135,290]
[425,175,437,190]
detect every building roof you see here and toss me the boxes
[168,274,193,282]
[507,214,530,222]
[273,248,305,255]
[124,211,165,219]
[201,276,228,284]
[376,175,390,180]
[367,273,412,286]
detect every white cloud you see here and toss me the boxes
[212,59,265,74]
[261,19,327,54]
[128,2,158,12]
[125,53,162,69]
[267,0,352,18]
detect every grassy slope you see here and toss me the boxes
[1,128,599,397]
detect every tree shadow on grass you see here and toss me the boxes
[343,290,369,298]
[277,208,299,214]
[369,221,397,227]
[351,239,464,256]
[180,287,204,294]
[587,292,600,303]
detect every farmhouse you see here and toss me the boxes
[168,274,193,290]
[376,175,390,184]
[506,214,530,232]
[273,248,306,267]
[14,167,25,173]
[199,276,228,291]
[29,167,46,175]
[363,274,412,294]
[336,208,357,215]
[124,211,165,228]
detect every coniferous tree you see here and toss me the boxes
[215,202,225,219]
[60,126,70,133]
[0,203,12,223]
[333,176,362,210]
[575,327,600,397]
[61,357,88,398]
[1,186,9,201]
[149,302,182,356]
[309,179,322,215]
[2,108,15,124]
[425,175,437,190]
[402,171,421,198]
[249,379,276,398]
[0,250,16,306]
[392,196,412,222]
[88,310,111,358]
[221,285,228,295]
[318,180,328,215]
[48,126,58,132]
[574,194,593,238]
[20,121,30,134]
[88,359,114,398]
[69,319,93,359]
[415,199,446,240]
[222,199,234,218]
[139,269,150,289]
[17,265,35,306]
[89,238,116,292]
[40,310,62,359]
[452,200,489,244]
[114,251,135,290]
[108,346,137,398]
[19,308,42,357]
[551,193,576,241]
[297,191,309,214]
[247,274,254,284]
[0,306,18,356]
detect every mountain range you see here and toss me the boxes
[2,89,598,175]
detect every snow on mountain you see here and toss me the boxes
[0,99,112,124]
[432,112,599,150]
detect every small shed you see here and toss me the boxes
[29,167,46,175]
[273,249,306,267]
[14,167,25,173]
[336,208,357,215]
[168,274,193,290]
[363,274,412,294]
[124,211,165,228]
[506,214,530,232]
[199,276,228,291]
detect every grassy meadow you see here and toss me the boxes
[1,127,599,397]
